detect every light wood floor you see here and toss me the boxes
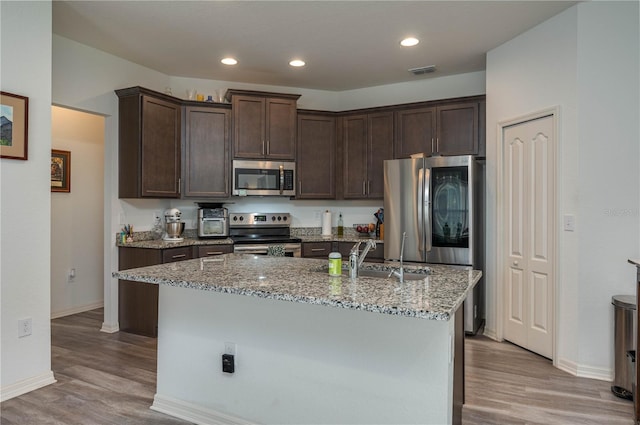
[0,308,634,424]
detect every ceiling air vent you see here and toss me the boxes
[408,65,436,75]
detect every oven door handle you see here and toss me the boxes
[234,245,269,255]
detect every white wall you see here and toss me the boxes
[0,1,56,400]
[51,106,105,318]
[486,1,639,379]
[575,1,639,372]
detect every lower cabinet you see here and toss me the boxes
[302,242,334,258]
[302,241,384,263]
[118,244,232,337]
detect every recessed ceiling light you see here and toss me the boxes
[221,57,238,65]
[400,37,420,47]
[289,59,306,67]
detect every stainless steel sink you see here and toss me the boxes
[353,269,427,281]
[314,267,428,281]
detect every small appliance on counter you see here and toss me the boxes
[163,208,185,242]
[197,203,229,238]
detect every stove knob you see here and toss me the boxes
[233,216,238,221]
[277,216,282,221]
[271,216,276,221]
[239,216,244,221]
[282,216,288,221]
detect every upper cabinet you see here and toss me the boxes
[342,111,394,199]
[116,87,182,198]
[226,90,300,160]
[394,97,485,158]
[297,112,337,199]
[182,104,231,198]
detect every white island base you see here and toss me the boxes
[150,284,464,425]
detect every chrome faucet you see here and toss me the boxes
[348,239,377,278]
[389,232,407,283]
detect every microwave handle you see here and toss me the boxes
[279,164,284,195]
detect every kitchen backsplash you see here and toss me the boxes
[118,198,383,232]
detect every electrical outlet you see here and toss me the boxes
[563,214,576,232]
[68,268,76,282]
[18,318,32,338]
[224,342,236,356]
[153,210,162,223]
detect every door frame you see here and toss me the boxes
[495,106,560,365]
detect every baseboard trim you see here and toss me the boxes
[481,327,499,341]
[0,371,56,402]
[51,301,104,319]
[556,357,613,381]
[151,394,256,425]
[100,322,119,333]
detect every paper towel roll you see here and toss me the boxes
[322,210,332,236]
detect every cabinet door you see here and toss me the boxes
[266,98,296,159]
[367,112,394,198]
[297,114,336,199]
[195,244,233,257]
[302,242,333,258]
[435,102,479,156]
[395,107,436,158]
[233,95,265,158]
[342,115,368,199]
[141,95,181,197]
[183,106,230,198]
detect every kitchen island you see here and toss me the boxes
[114,254,481,425]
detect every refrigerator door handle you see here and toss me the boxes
[417,167,425,255]
[424,167,432,253]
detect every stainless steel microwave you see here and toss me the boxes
[232,160,295,196]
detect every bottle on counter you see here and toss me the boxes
[337,213,344,237]
[328,252,342,276]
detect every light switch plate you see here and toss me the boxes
[563,214,576,232]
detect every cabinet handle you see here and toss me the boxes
[436,138,439,152]
[299,180,302,194]
[362,180,366,195]
[262,140,265,156]
[367,180,371,195]
[431,138,435,153]
[266,139,270,156]
[171,254,187,259]
[311,248,326,252]
[206,251,223,256]
[177,178,181,194]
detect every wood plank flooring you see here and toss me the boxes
[0,308,634,424]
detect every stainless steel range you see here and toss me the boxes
[230,213,302,257]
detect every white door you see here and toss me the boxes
[503,115,555,359]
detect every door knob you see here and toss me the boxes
[513,261,519,266]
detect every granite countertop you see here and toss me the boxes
[113,254,481,321]
[118,237,233,249]
[299,235,383,243]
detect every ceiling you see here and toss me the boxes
[52,1,578,91]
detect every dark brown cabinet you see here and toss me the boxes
[395,107,436,158]
[195,244,233,257]
[336,241,384,263]
[342,112,394,199]
[302,242,334,258]
[183,105,231,198]
[297,112,337,199]
[435,102,479,156]
[116,87,181,198]
[394,98,485,158]
[227,90,300,160]
[119,246,192,337]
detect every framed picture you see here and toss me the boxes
[0,91,29,160]
[51,149,71,193]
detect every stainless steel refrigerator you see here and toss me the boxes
[384,155,484,334]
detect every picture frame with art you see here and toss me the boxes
[0,91,29,160]
[51,149,71,193]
